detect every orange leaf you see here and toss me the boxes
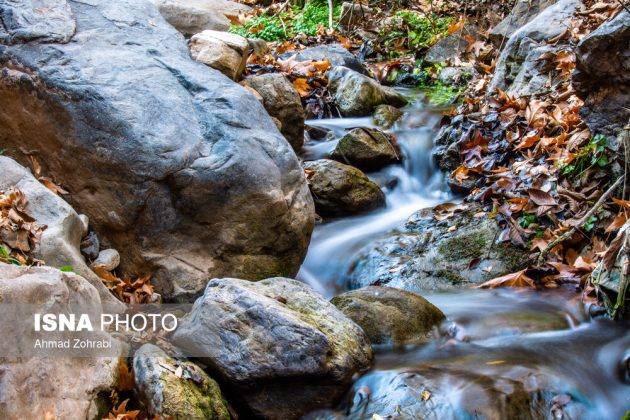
[292,78,312,97]
[477,269,536,288]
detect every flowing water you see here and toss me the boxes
[298,93,630,419]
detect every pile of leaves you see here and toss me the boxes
[0,188,46,266]
[436,1,628,305]
[93,264,156,304]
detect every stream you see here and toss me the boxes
[298,93,630,419]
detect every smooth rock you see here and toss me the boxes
[349,205,524,292]
[303,159,386,216]
[437,66,475,86]
[330,128,400,171]
[77,214,89,238]
[294,44,367,75]
[241,73,305,151]
[372,104,403,129]
[489,0,558,45]
[0,0,314,302]
[91,249,121,272]
[80,230,100,262]
[328,67,407,117]
[172,277,373,419]
[0,157,119,306]
[134,344,230,420]
[0,263,121,419]
[488,0,581,97]
[573,11,630,138]
[331,286,445,345]
[156,0,251,36]
[189,29,250,80]
[0,0,75,44]
[423,24,479,66]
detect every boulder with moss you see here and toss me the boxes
[303,159,385,217]
[172,277,373,419]
[331,286,445,346]
[133,344,230,420]
[373,104,403,129]
[330,128,401,171]
[328,66,407,117]
[349,204,524,292]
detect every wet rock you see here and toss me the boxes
[0,157,120,306]
[134,344,230,420]
[423,25,479,66]
[241,73,305,151]
[573,11,630,138]
[349,204,524,292]
[373,104,403,129]
[294,44,367,75]
[338,367,587,419]
[330,128,400,171]
[303,159,386,217]
[328,66,407,117]
[432,120,465,173]
[156,0,251,36]
[189,30,250,80]
[331,286,445,345]
[489,0,558,45]
[172,277,373,419]
[488,0,581,97]
[80,230,100,261]
[91,249,121,272]
[0,0,314,302]
[0,263,121,419]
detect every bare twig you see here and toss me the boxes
[328,0,334,31]
[536,176,624,266]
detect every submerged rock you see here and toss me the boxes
[573,11,630,138]
[331,286,445,346]
[488,0,581,97]
[172,277,373,419]
[373,104,403,129]
[294,44,367,75]
[0,263,121,419]
[0,0,314,302]
[330,128,400,171]
[241,73,305,151]
[156,0,251,36]
[303,159,386,217]
[328,67,407,117]
[0,157,120,306]
[189,30,250,80]
[134,344,230,420]
[349,205,524,292]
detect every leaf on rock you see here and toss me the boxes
[478,269,536,288]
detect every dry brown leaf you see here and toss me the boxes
[478,269,536,288]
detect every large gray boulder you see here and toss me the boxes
[134,344,230,420]
[349,205,524,292]
[488,0,581,97]
[328,66,407,117]
[0,0,315,302]
[423,24,479,66]
[0,263,121,419]
[303,159,386,217]
[573,11,630,138]
[156,0,251,36]
[489,0,558,45]
[0,156,120,306]
[172,277,373,419]
[241,73,305,151]
[331,286,445,346]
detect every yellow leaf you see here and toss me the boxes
[292,78,312,97]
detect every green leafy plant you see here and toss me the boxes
[59,266,75,273]
[423,83,462,107]
[383,11,453,52]
[0,243,22,266]
[230,1,341,42]
[519,213,537,229]
[560,134,609,177]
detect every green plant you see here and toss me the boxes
[383,11,453,51]
[560,134,609,177]
[59,266,75,273]
[519,213,537,228]
[0,243,22,266]
[423,83,462,107]
[230,1,342,42]
[583,214,598,232]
